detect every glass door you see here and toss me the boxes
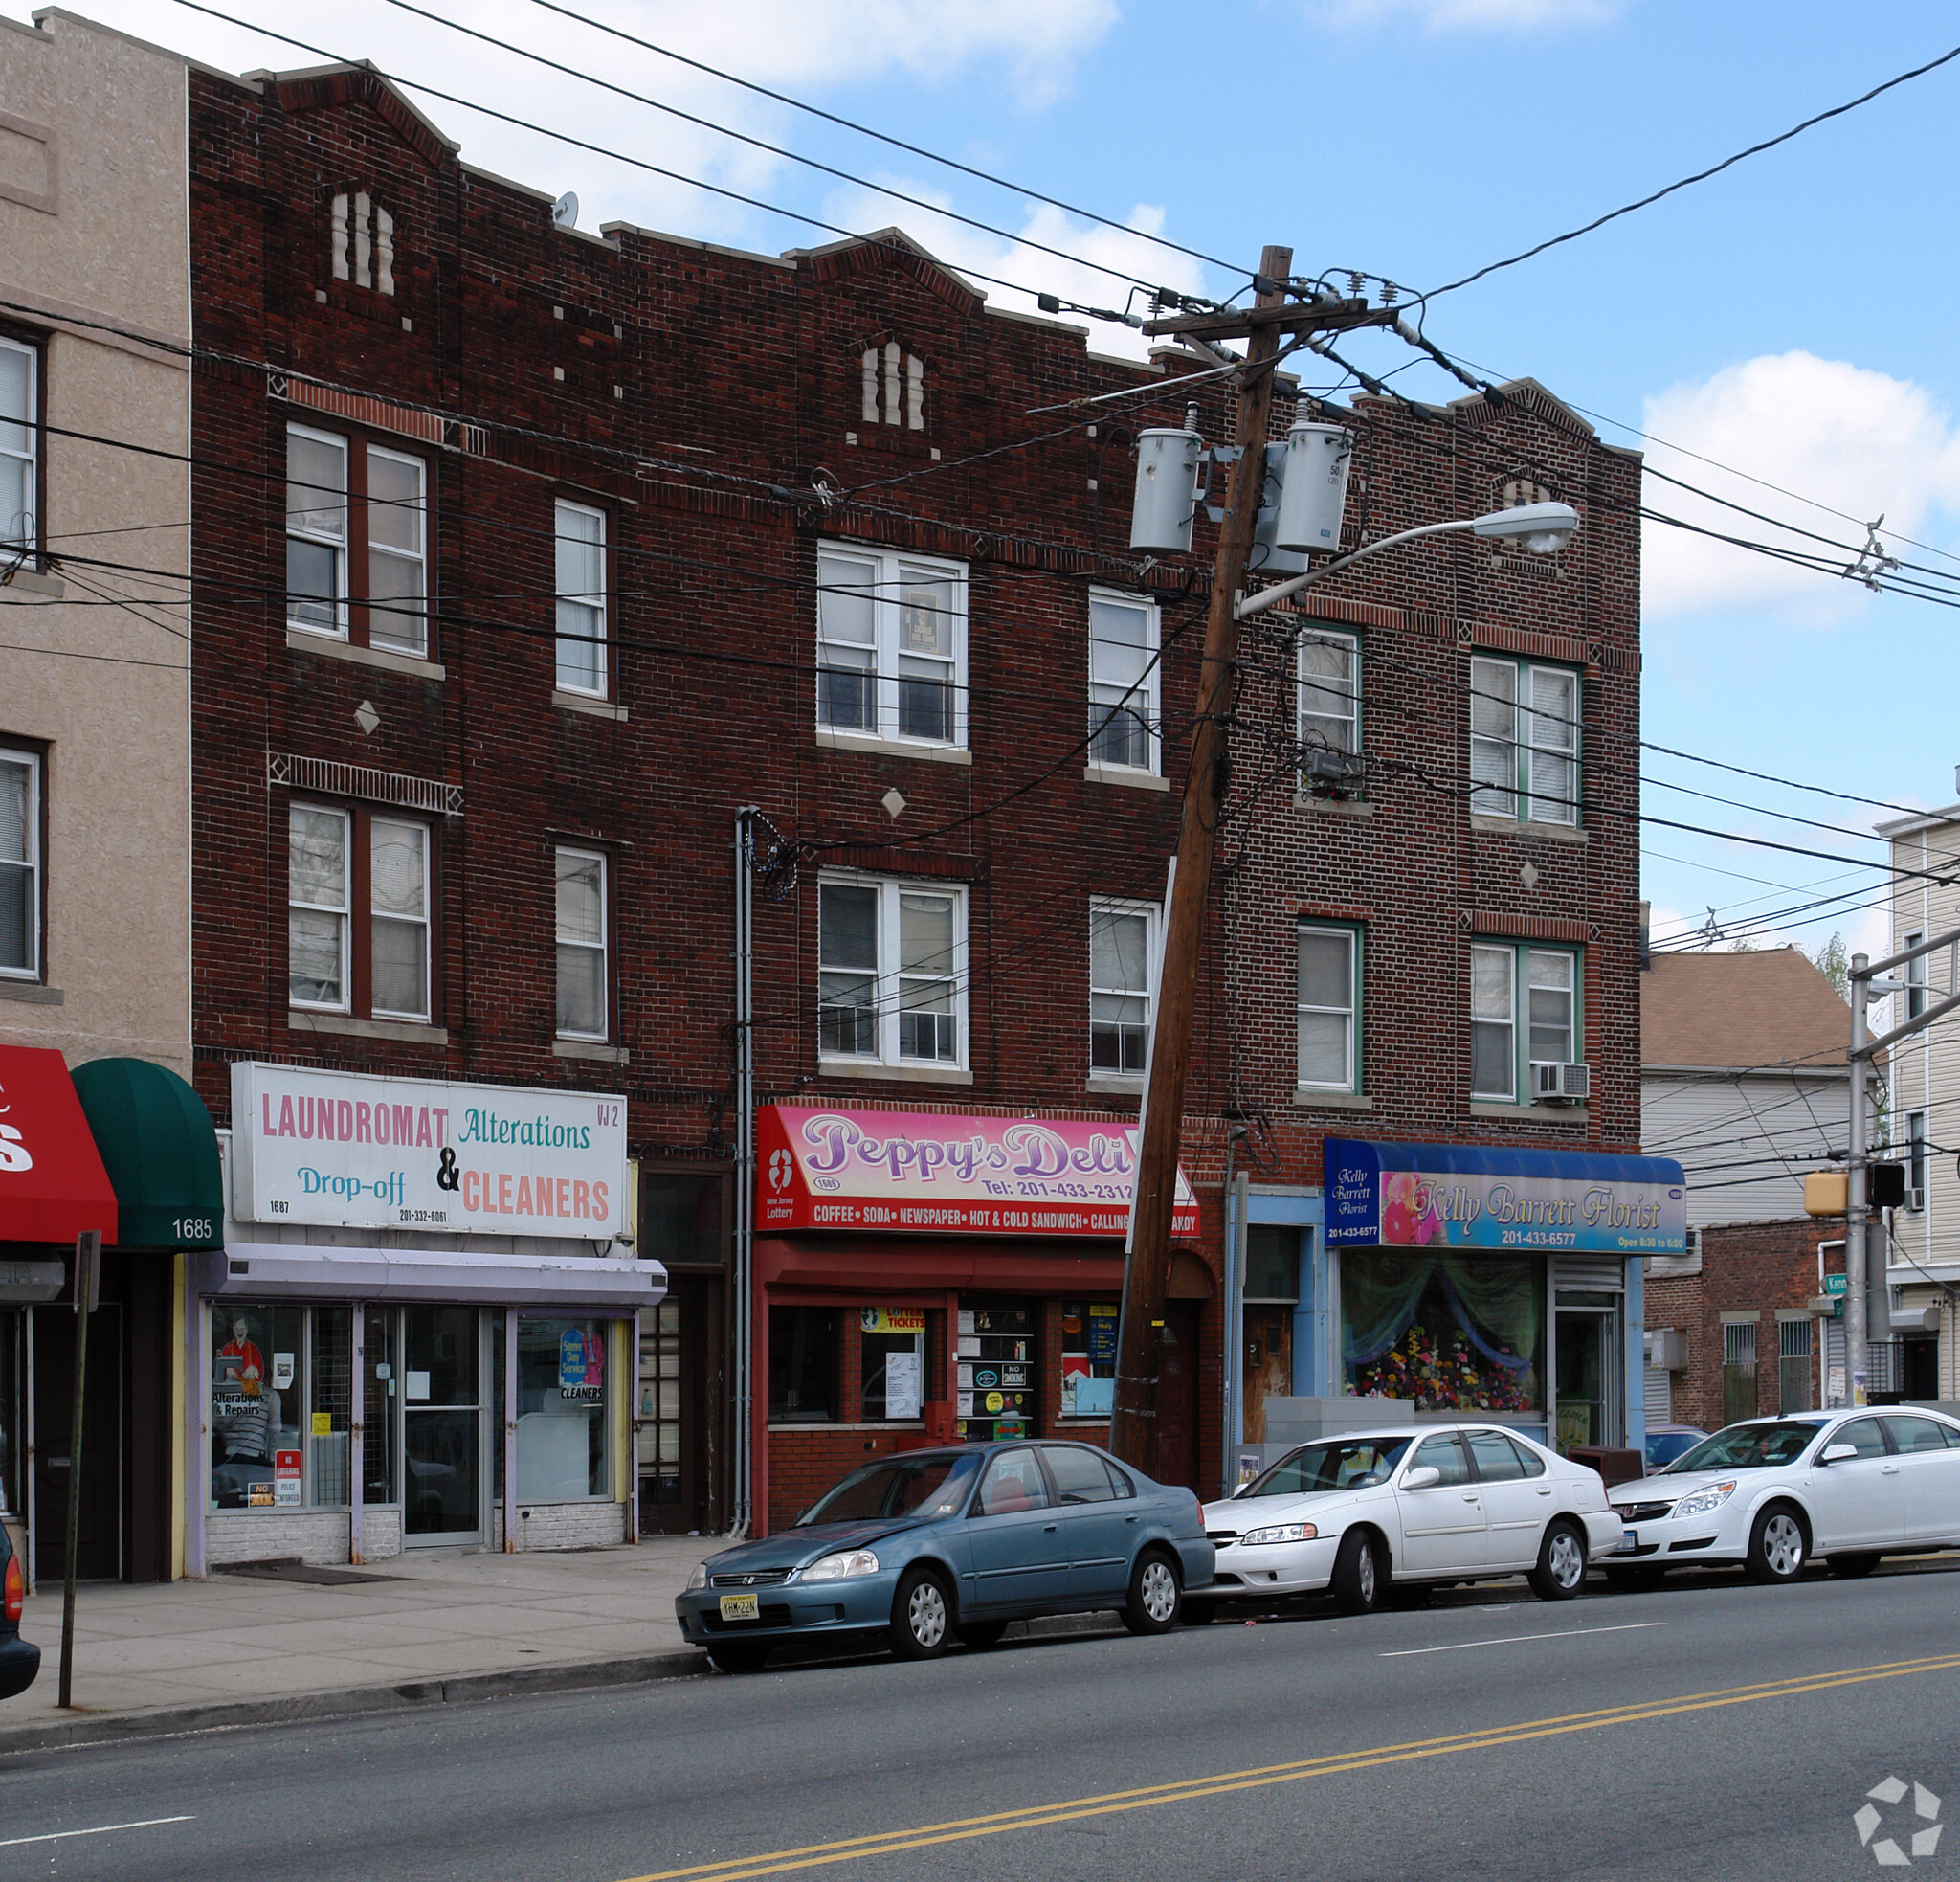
[403,1306,481,1542]
[1554,1296,1620,1451]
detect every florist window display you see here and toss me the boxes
[1342,1250,1544,1414]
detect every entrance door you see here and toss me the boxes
[1555,1306,1618,1451]
[402,1307,481,1542]
[33,1304,122,1581]
[1148,1304,1199,1492]
[639,1279,716,1535]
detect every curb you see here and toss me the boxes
[0,1648,711,1757]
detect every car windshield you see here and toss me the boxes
[795,1451,981,1525]
[1644,1431,1703,1469]
[1240,1436,1414,1497]
[1661,1421,1822,1473]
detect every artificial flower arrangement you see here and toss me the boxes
[1349,1323,1536,1414]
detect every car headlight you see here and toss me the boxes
[1238,1522,1318,1547]
[1671,1481,1737,1520]
[800,1548,880,1581]
[686,1562,709,1591]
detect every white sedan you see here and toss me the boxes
[1197,1424,1624,1616]
[1606,1407,1960,1584]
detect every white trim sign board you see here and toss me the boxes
[231,1063,628,1238]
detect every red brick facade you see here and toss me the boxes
[185,64,1647,1536]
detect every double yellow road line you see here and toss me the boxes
[622,1650,1960,1882]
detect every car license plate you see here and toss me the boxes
[719,1593,760,1622]
[1619,1529,1638,1553]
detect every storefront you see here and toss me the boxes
[188,1063,662,1570]
[1226,1138,1686,1472]
[752,1104,1201,1535]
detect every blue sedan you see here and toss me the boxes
[674,1442,1214,1672]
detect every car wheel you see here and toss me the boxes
[1330,1528,1386,1616]
[704,1642,770,1674]
[1123,1550,1182,1635]
[890,1567,952,1660]
[1828,1553,1882,1579]
[955,1621,1009,1649]
[1745,1503,1809,1583]
[1527,1519,1588,1602]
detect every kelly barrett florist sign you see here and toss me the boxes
[1325,1137,1686,1257]
[231,1064,627,1238]
[757,1104,1198,1238]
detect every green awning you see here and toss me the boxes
[71,1058,223,1251]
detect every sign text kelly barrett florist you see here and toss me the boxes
[231,1064,628,1239]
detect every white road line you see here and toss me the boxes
[0,1815,195,1849]
[1380,1622,1667,1658]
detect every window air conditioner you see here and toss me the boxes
[1303,748,1367,799]
[1530,1060,1591,1103]
[1908,1186,1927,1214]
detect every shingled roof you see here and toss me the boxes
[1642,947,1849,1073]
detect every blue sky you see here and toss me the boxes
[46,0,1960,959]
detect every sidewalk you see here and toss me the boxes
[0,1536,712,1754]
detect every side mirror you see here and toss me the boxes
[1819,1443,1857,1466]
[1401,1465,1442,1490]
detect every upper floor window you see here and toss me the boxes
[1297,924,1359,1093]
[555,847,610,1041]
[1905,932,1927,1021]
[0,748,40,979]
[1908,1109,1928,1204]
[1469,656,1578,825]
[554,502,609,697]
[860,341,924,431]
[330,190,396,295]
[288,803,433,1021]
[818,875,965,1069]
[286,425,430,657]
[0,336,38,552]
[1090,900,1157,1078]
[1471,941,1578,1103]
[816,545,966,750]
[1299,630,1360,755]
[1087,592,1159,773]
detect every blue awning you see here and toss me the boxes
[1325,1138,1686,1257]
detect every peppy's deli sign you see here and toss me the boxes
[231,1064,627,1239]
[1325,1137,1686,1258]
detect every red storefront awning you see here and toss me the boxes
[0,1044,119,1244]
[758,1104,1198,1239]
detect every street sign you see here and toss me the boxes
[1825,1274,1848,1296]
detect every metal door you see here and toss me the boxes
[32,1304,121,1581]
[402,1306,482,1543]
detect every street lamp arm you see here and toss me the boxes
[1235,518,1476,621]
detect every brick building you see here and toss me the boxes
[172,53,1672,1557]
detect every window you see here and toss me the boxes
[1908,1109,1927,1202]
[1060,1300,1118,1418]
[554,501,608,696]
[1471,941,1578,1102]
[1778,1319,1814,1414]
[973,1447,1049,1515]
[1298,629,1359,755]
[555,848,609,1041]
[1469,656,1579,825]
[1410,1432,1473,1487]
[768,1307,838,1423]
[1297,925,1359,1092]
[1465,1428,1526,1482]
[1722,1320,1758,1426]
[817,876,964,1068]
[860,1310,925,1421]
[1087,591,1160,773]
[288,804,434,1020]
[815,543,966,748]
[1089,901,1155,1077]
[1344,1249,1545,1413]
[516,1318,610,1500]
[285,425,430,655]
[1243,1229,1299,1303]
[210,1304,352,1512]
[0,749,40,979]
[1042,1445,1125,1504]
[1906,934,1927,1021]
[0,335,36,550]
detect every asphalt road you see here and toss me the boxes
[8,1560,1960,1882]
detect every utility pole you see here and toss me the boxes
[1108,246,1294,1470]
[57,1228,100,1711]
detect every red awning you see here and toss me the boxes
[0,1045,119,1243]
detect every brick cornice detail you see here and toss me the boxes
[1466,912,1590,943]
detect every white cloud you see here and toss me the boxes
[1310,0,1617,31]
[1640,351,1960,624]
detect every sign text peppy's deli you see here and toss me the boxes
[232,1063,628,1238]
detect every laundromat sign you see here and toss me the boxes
[231,1064,628,1239]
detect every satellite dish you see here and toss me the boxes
[552,191,578,230]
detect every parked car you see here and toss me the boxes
[1606,1407,1960,1584]
[0,1522,38,1701]
[1197,1424,1624,1616]
[1643,1423,1709,1472]
[674,1443,1214,1672]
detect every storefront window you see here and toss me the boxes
[768,1308,838,1423]
[959,1303,1033,1441]
[364,1306,396,1505]
[859,1309,925,1421]
[211,1303,307,1511]
[515,1317,609,1501]
[1341,1250,1544,1414]
[641,1173,723,1265]
[1059,1301,1117,1418]
[0,1310,20,1517]
[311,1307,351,1506]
